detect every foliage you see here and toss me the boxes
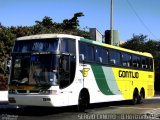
[62,12,84,30]
[120,34,160,58]
[0,12,90,74]
[32,12,88,37]
[0,26,16,55]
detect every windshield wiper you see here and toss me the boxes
[12,78,28,86]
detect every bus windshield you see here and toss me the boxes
[11,54,60,86]
[10,37,77,88]
[13,38,59,53]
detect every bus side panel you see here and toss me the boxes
[112,68,154,99]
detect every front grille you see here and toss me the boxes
[30,90,40,93]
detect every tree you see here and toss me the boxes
[144,40,159,55]
[62,12,84,30]
[32,12,89,38]
[120,34,160,57]
[0,12,89,75]
[0,26,16,55]
[10,26,32,37]
[121,34,147,52]
[35,16,55,29]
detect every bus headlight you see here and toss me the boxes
[51,90,58,95]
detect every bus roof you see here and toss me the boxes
[16,34,82,41]
[80,38,153,58]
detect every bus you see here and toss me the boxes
[8,34,154,111]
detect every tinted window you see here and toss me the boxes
[141,57,150,69]
[103,49,109,64]
[79,42,87,61]
[132,55,141,68]
[79,42,94,62]
[122,53,132,67]
[86,45,94,62]
[149,59,153,70]
[13,39,59,53]
[96,47,103,63]
[59,55,76,89]
[61,38,76,54]
[109,50,121,66]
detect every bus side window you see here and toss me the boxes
[86,45,94,62]
[122,53,131,67]
[79,42,95,62]
[132,55,141,68]
[96,47,103,63]
[142,57,149,69]
[103,49,109,64]
[109,50,121,66]
[61,38,76,55]
[149,59,153,70]
[79,42,87,62]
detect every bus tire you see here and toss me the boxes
[137,89,145,104]
[78,89,90,112]
[132,89,139,105]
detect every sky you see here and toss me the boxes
[0,0,160,41]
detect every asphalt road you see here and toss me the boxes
[0,96,160,120]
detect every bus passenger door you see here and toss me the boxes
[59,54,76,105]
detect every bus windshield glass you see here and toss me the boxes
[11,54,60,86]
[13,38,59,53]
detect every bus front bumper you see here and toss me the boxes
[8,94,67,107]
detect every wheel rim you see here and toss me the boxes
[133,96,138,104]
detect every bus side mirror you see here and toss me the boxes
[79,54,84,62]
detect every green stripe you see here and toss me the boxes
[102,67,120,95]
[80,38,104,46]
[91,65,114,95]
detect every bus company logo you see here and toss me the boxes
[81,68,90,77]
[119,70,139,78]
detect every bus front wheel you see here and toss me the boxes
[78,89,89,112]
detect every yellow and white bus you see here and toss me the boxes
[8,34,154,111]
